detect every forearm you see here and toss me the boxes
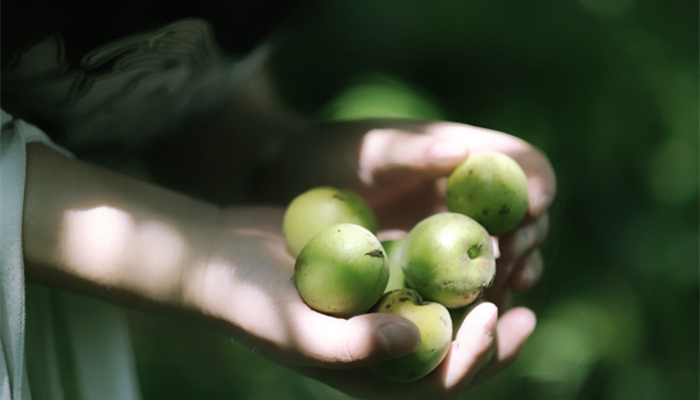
[23,143,222,312]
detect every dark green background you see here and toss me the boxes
[128,1,699,399]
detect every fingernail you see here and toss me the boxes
[429,140,469,161]
[379,322,420,356]
[472,303,497,327]
[491,236,501,259]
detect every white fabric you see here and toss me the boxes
[1,110,32,400]
[0,26,273,400]
[0,111,141,400]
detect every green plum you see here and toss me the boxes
[402,212,496,309]
[381,237,407,293]
[446,152,529,236]
[283,186,378,257]
[368,288,452,383]
[294,223,389,318]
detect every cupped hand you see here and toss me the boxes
[183,206,536,400]
[276,120,556,301]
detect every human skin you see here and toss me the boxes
[22,115,555,399]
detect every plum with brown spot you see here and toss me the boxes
[446,152,529,236]
[294,223,389,318]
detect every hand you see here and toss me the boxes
[183,206,537,400]
[274,119,556,303]
[24,123,550,398]
[263,119,556,394]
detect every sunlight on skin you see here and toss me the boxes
[62,206,135,281]
[188,224,409,367]
[428,123,529,153]
[286,302,389,365]
[428,123,554,217]
[231,228,284,242]
[127,221,187,292]
[357,122,555,217]
[440,302,498,390]
[189,228,294,347]
[358,129,438,184]
[195,256,291,343]
[62,205,188,297]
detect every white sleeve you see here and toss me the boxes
[1,111,141,400]
[1,109,40,400]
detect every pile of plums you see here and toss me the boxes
[282,152,529,383]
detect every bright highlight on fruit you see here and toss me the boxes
[283,186,378,258]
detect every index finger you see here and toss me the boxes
[424,122,557,218]
[354,120,556,217]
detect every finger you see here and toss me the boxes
[467,307,536,388]
[518,149,557,218]
[301,120,555,219]
[435,302,498,391]
[286,305,421,369]
[290,303,498,400]
[358,127,470,184]
[486,215,548,303]
[376,229,408,242]
[509,249,544,294]
[498,213,550,265]
[372,178,447,230]
[423,122,557,217]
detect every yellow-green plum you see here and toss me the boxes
[294,223,388,318]
[402,213,496,309]
[283,186,378,258]
[446,152,529,236]
[381,237,407,293]
[368,288,452,383]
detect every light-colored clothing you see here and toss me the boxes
[1,15,272,399]
[1,111,141,400]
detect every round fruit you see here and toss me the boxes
[446,152,529,236]
[368,288,452,383]
[402,212,496,309]
[294,223,389,318]
[283,186,378,257]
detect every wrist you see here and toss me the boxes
[23,143,224,312]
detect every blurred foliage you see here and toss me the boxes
[316,72,446,121]
[128,0,698,399]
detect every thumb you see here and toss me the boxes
[289,310,421,369]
